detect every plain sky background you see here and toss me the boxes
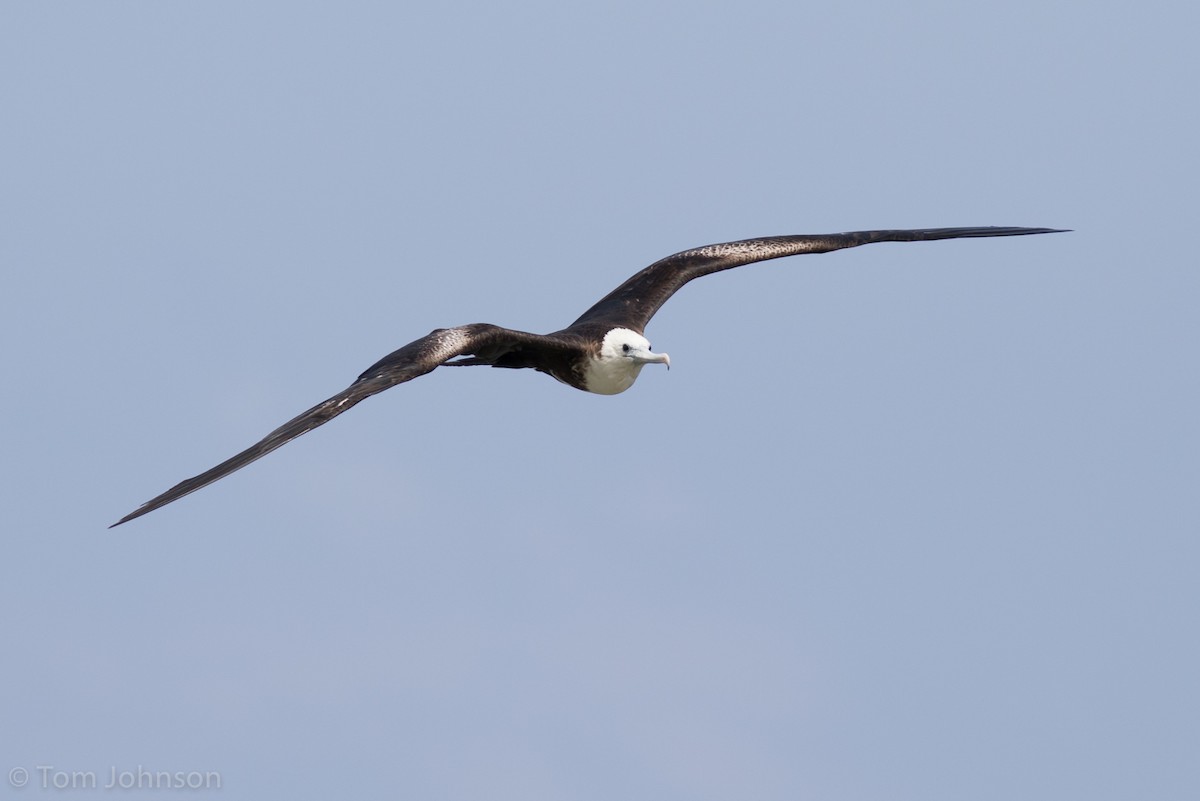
[3,1,1196,799]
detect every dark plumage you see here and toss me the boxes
[112,226,1065,526]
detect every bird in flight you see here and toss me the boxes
[112,225,1065,526]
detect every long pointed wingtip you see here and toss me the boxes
[110,496,172,528]
[965,226,1071,236]
[109,507,145,529]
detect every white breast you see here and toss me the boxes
[581,356,645,395]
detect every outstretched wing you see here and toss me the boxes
[570,226,1068,333]
[111,324,534,527]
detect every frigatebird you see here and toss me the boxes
[112,226,1065,526]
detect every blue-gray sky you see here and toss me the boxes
[3,1,1197,799]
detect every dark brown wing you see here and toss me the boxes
[569,226,1068,333]
[111,324,541,527]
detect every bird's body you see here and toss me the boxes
[112,225,1065,526]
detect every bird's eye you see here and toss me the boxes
[622,344,631,353]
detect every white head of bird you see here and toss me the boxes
[584,327,671,395]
